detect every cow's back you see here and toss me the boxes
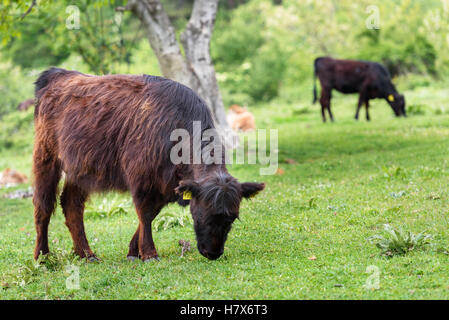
[316,57,372,93]
[35,70,215,193]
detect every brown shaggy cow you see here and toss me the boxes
[33,68,264,262]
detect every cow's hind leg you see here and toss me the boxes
[127,226,140,261]
[320,86,334,122]
[327,105,335,122]
[60,183,97,260]
[320,88,332,122]
[33,156,62,260]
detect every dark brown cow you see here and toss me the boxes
[313,57,406,122]
[33,68,264,262]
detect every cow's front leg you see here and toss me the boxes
[131,193,164,262]
[365,100,371,121]
[139,220,159,261]
[328,106,335,122]
[127,226,140,261]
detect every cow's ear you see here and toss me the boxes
[241,182,265,199]
[175,180,200,199]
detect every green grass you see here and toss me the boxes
[1,83,449,299]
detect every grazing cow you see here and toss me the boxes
[226,104,256,132]
[313,57,406,122]
[33,68,264,262]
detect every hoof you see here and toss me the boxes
[87,256,100,262]
[143,256,160,263]
[127,255,138,261]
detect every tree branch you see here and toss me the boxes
[21,0,37,20]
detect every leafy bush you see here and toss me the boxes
[0,108,34,150]
[85,195,132,219]
[212,6,265,68]
[368,224,432,256]
[0,62,34,117]
[245,42,287,101]
[153,208,192,231]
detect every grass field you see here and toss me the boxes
[1,83,449,299]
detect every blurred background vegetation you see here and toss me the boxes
[1,0,449,114]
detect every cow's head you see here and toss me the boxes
[175,172,264,260]
[387,93,406,117]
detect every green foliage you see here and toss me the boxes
[0,0,51,44]
[357,32,437,77]
[0,108,34,150]
[153,207,192,231]
[212,6,265,67]
[85,195,132,219]
[39,249,81,272]
[1,249,80,289]
[3,4,70,69]
[63,0,140,74]
[1,0,141,74]
[0,62,34,116]
[245,42,287,101]
[213,1,289,103]
[369,224,432,256]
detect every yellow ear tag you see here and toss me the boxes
[388,94,395,102]
[183,191,192,200]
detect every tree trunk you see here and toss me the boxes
[180,0,228,134]
[127,0,233,141]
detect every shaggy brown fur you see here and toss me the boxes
[33,68,264,262]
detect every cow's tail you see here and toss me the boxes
[312,58,319,104]
[34,67,72,118]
